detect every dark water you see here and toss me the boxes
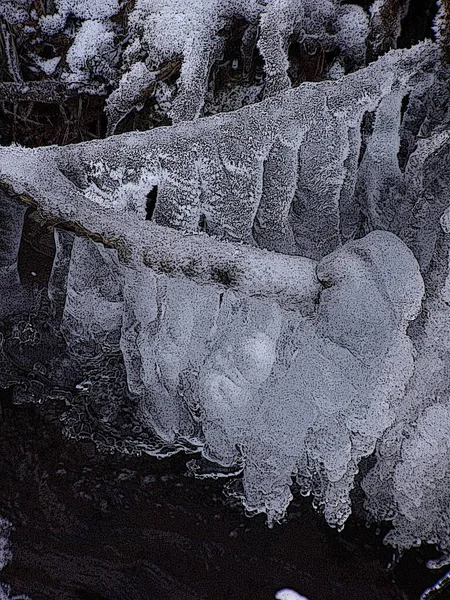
[0,385,442,600]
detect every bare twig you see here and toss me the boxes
[0,148,320,312]
[0,81,105,104]
[0,20,23,82]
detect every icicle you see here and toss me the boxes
[0,192,28,317]
[355,89,404,232]
[252,137,299,254]
[62,237,124,352]
[48,229,75,321]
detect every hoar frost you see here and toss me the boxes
[1,1,450,589]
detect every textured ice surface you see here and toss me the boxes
[0,0,33,24]
[0,518,14,600]
[64,19,116,85]
[40,0,120,34]
[0,11,450,567]
[360,130,450,553]
[0,192,30,318]
[106,0,368,128]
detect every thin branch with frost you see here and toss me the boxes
[0,149,320,310]
[0,44,436,311]
[0,81,105,104]
[420,569,450,599]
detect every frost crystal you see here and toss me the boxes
[1,0,450,574]
[107,0,368,128]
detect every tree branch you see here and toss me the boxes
[0,147,320,312]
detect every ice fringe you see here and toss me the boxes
[0,41,437,531]
[0,20,450,574]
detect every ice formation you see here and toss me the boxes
[0,0,367,127]
[107,0,368,127]
[1,0,450,590]
[0,39,443,528]
[275,590,310,600]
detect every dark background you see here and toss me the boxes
[0,385,444,600]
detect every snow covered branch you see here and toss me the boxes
[1,2,450,579]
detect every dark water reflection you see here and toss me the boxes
[0,387,438,600]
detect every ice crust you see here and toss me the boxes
[275,590,310,600]
[49,0,367,128]
[1,0,450,567]
[40,0,120,35]
[2,0,368,127]
[105,0,368,126]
